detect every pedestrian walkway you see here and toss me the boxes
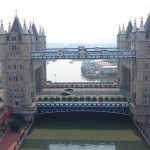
[0,127,22,150]
[0,119,34,150]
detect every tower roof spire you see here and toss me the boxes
[121,24,125,34]
[42,26,45,36]
[0,19,5,34]
[29,21,33,34]
[139,16,145,32]
[22,19,28,34]
[118,25,121,35]
[10,14,22,34]
[39,26,42,36]
[132,19,137,32]
[8,22,11,33]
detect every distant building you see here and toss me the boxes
[81,61,117,78]
[94,61,117,77]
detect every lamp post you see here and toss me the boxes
[54,74,56,103]
[49,84,50,100]
[115,85,116,98]
[55,74,56,87]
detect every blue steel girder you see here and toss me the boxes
[36,102,131,115]
[37,106,130,115]
[30,48,136,60]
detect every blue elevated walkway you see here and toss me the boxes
[30,48,136,60]
[37,102,131,116]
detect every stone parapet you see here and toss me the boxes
[13,103,37,114]
[130,103,150,115]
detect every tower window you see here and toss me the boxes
[145,63,148,69]
[12,45,17,50]
[14,64,16,69]
[20,64,23,69]
[11,36,17,41]
[14,101,19,106]
[8,64,11,69]
[14,76,18,81]
[144,89,148,92]
[144,76,148,82]
[9,77,11,81]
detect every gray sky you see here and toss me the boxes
[0,0,150,45]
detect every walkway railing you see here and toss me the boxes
[30,48,136,60]
[46,81,117,88]
[0,106,13,126]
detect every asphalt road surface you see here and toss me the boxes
[36,88,130,98]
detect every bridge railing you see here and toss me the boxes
[30,48,136,60]
[46,81,118,88]
[0,106,13,126]
[37,101,129,107]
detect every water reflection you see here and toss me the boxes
[48,141,115,150]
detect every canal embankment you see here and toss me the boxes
[134,120,150,147]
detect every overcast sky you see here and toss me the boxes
[0,0,150,45]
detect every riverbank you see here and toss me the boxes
[134,120,150,146]
[20,112,149,150]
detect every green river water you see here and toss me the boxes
[20,112,149,150]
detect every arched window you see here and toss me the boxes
[20,64,22,69]
[9,77,11,81]
[145,63,148,69]
[20,76,23,81]
[8,64,11,69]
[14,64,16,69]
[144,76,148,82]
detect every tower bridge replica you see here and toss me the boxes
[0,13,149,127]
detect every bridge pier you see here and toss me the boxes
[35,63,46,89]
[0,15,45,114]
[117,15,150,128]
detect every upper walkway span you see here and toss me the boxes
[30,48,136,60]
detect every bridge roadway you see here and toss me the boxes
[36,88,130,98]
[37,101,130,116]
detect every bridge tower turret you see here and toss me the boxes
[130,15,150,124]
[0,15,37,114]
[117,23,131,88]
[117,24,126,88]
[34,25,46,88]
[130,19,137,103]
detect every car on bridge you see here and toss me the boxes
[64,88,73,91]
[62,91,71,96]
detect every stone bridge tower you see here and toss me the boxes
[117,14,150,124]
[0,15,46,114]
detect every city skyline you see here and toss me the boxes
[0,0,150,45]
